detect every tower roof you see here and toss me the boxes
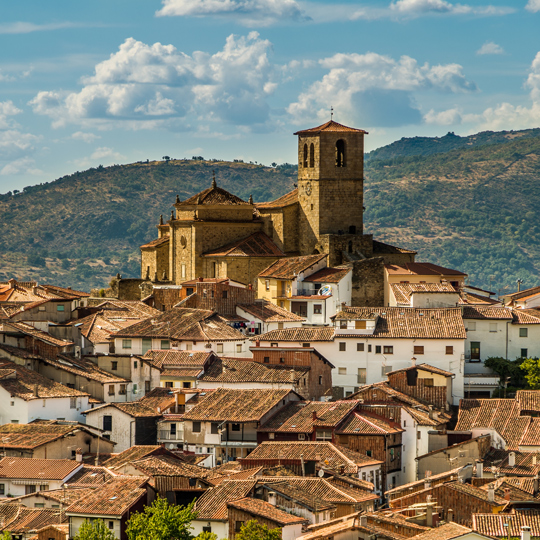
[294,120,368,135]
[175,184,250,206]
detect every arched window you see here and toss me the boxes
[309,143,315,168]
[336,139,346,167]
[303,144,308,168]
[348,240,353,253]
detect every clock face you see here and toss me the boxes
[304,181,312,196]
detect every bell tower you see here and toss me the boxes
[294,120,368,256]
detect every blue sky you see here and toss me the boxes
[1,0,540,193]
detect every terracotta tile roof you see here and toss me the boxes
[258,254,327,280]
[237,300,305,322]
[294,120,368,134]
[512,309,540,324]
[259,400,360,433]
[140,236,170,249]
[70,312,145,345]
[255,326,335,342]
[9,487,95,506]
[483,448,540,476]
[334,306,467,339]
[182,388,295,422]
[162,367,204,378]
[129,455,210,479]
[199,357,309,384]
[206,467,263,486]
[92,300,161,319]
[103,446,168,470]
[241,441,382,473]
[176,184,249,206]
[256,188,298,209]
[384,262,466,276]
[461,292,501,306]
[302,266,351,284]
[0,505,65,535]
[3,321,73,347]
[113,307,246,342]
[66,476,147,517]
[385,467,463,496]
[194,479,257,520]
[390,282,458,305]
[85,401,162,418]
[411,522,472,540]
[65,465,117,488]
[296,515,361,540]
[462,306,513,319]
[259,481,335,513]
[473,510,540,537]
[387,363,454,377]
[143,350,214,368]
[0,457,82,480]
[479,477,540,501]
[503,285,540,301]
[372,240,416,255]
[335,411,403,435]
[227,497,308,525]
[0,360,89,401]
[39,354,128,384]
[517,390,540,413]
[203,232,284,258]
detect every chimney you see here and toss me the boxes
[428,405,434,420]
[198,277,203,282]
[248,283,252,290]
[521,526,531,540]
[255,341,260,348]
[487,486,495,503]
[534,475,539,495]
[411,357,417,367]
[505,488,511,501]
[424,479,432,490]
[34,384,39,398]
[509,452,516,467]
[268,491,276,506]
[312,411,318,421]
[426,503,433,527]
[476,460,483,478]
[75,448,83,462]
[222,361,227,375]
[533,455,537,466]
[360,514,367,527]
[447,509,453,523]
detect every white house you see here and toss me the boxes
[236,299,305,335]
[501,285,540,309]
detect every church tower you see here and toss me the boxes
[294,120,368,257]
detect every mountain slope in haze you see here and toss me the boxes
[1,130,539,294]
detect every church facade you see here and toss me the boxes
[140,120,416,306]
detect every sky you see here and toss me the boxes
[1,0,540,193]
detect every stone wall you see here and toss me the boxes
[350,257,385,306]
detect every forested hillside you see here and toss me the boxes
[1,128,539,294]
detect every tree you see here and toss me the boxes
[162,156,171,163]
[521,357,540,389]
[74,519,117,540]
[126,497,197,540]
[235,520,282,540]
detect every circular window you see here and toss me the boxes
[180,236,187,248]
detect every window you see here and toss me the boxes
[489,323,498,333]
[355,320,367,330]
[358,368,366,384]
[108,385,115,396]
[521,349,529,358]
[211,423,219,434]
[375,345,381,354]
[122,339,132,349]
[314,304,322,314]
[133,384,138,393]
[413,346,424,355]
[185,343,192,351]
[161,340,170,350]
[470,342,481,361]
[103,415,112,431]
[316,430,332,441]
[423,378,434,387]
[263,356,270,363]
[222,290,228,299]
[192,422,201,433]
[145,380,150,392]
[217,343,223,354]
[340,321,347,329]
[278,322,284,330]
[417,431,421,440]
[181,264,186,279]
[279,357,285,364]
[119,384,127,394]
[231,423,241,431]
[302,343,310,348]
[236,344,242,353]
[319,375,323,385]
[111,361,118,371]
[265,280,270,291]
[165,381,173,388]
[134,361,138,369]
[309,143,315,168]
[183,382,191,388]
[368,345,372,352]
[108,522,114,530]
[70,397,77,409]
[57,304,65,312]
[381,366,392,376]
[390,448,395,461]
[520,328,528,338]
[383,346,393,354]
[446,346,453,355]
[271,343,278,348]
[357,343,364,352]
[235,521,245,533]
[0,484,4,495]
[338,367,347,375]
[34,503,45,508]
[336,139,346,167]
[203,527,212,533]
[339,342,346,352]
[467,322,476,331]
[303,143,308,168]
[366,450,372,457]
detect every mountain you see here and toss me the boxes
[1,129,539,294]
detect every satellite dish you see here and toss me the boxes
[318,469,325,478]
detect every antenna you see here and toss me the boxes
[330,106,334,120]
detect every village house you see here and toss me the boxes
[236,299,306,336]
[0,360,90,423]
[5,486,93,511]
[0,457,82,499]
[112,307,250,357]
[0,505,67,540]
[182,388,302,466]
[501,285,540,309]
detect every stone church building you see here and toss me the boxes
[141,120,416,306]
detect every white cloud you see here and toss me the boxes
[0,22,92,35]
[390,0,469,14]
[424,107,463,125]
[71,131,100,143]
[0,157,42,177]
[0,130,40,157]
[288,53,476,127]
[30,33,277,129]
[72,146,126,169]
[476,41,504,55]
[526,0,540,13]
[156,0,308,26]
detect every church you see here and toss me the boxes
[140,120,416,306]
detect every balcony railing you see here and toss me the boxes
[158,430,183,441]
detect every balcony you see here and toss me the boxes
[158,430,183,441]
